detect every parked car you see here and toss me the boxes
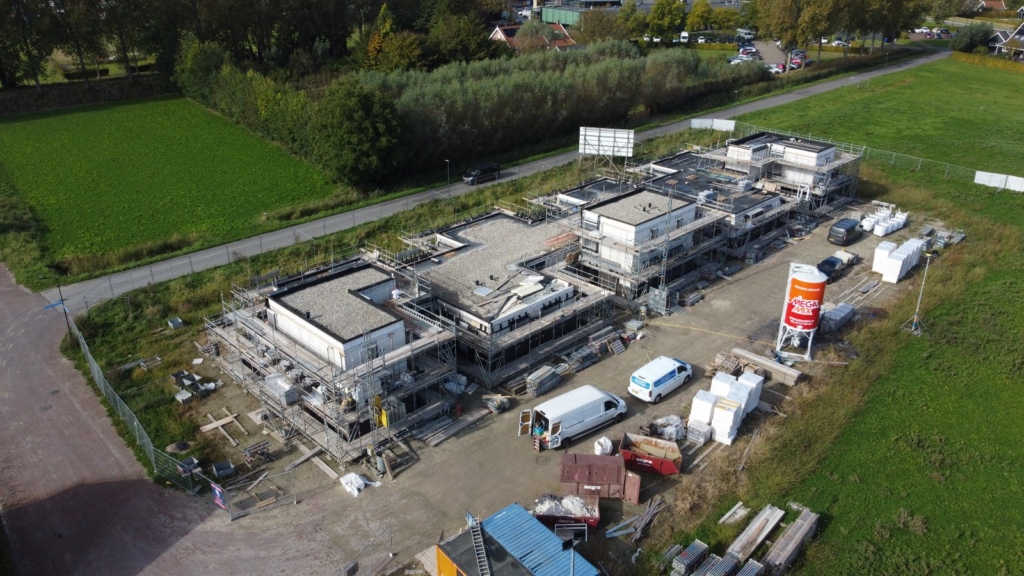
[925,32,934,39]
[653,36,662,42]
[821,36,830,43]
[816,256,848,284]
[680,31,690,42]
[643,35,651,42]
[938,28,949,34]
[832,40,849,47]
[827,218,863,246]
[913,26,930,33]
[627,356,692,404]
[768,63,786,73]
[462,162,500,185]
[697,36,706,43]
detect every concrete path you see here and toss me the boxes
[43,51,949,315]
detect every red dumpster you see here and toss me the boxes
[619,432,683,475]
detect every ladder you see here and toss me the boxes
[466,513,491,576]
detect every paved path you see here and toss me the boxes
[42,50,948,312]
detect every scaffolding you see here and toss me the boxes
[205,261,458,465]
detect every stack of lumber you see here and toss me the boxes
[604,496,666,543]
[731,348,802,386]
[416,409,490,447]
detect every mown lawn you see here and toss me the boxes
[0,95,333,258]
[663,57,1024,574]
[740,58,1024,172]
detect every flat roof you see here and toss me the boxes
[439,528,533,576]
[731,132,833,153]
[272,266,400,343]
[423,216,566,319]
[588,189,692,226]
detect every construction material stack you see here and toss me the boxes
[526,365,561,397]
[820,303,856,334]
[671,540,709,576]
[737,559,765,576]
[862,205,908,236]
[689,390,719,425]
[762,508,819,574]
[872,241,897,274]
[711,398,743,446]
[737,372,763,414]
[880,238,927,284]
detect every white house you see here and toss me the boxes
[266,265,406,372]
[580,189,697,275]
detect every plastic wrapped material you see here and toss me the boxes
[594,436,613,456]
[651,415,685,441]
[689,390,719,425]
[687,421,712,446]
[340,473,380,497]
[737,372,764,415]
[710,373,736,398]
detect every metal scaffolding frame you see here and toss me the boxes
[205,260,458,465]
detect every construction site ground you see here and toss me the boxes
[0,204,928,576]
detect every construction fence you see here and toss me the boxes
[693,120,1024,193]
[68,315,271,520]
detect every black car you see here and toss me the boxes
[817,256,847,284]
[463,162,500,185]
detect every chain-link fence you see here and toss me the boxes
[68,316,238,518]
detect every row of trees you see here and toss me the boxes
[572,0,747,44]
[0,0,508,90]
[176,36,769,187]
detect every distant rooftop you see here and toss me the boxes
[423,216,567,319]
[731,132,833,154]
[273,266,399,342]
[589,189,692,226]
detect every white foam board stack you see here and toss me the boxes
[737,372,764,415]
[881,238,927,284]
[687,421,713,446]
[872,241,897,274]
[868,206,908,237]
[689,390,720,425]
[711,399,743,446]
[710,373,736,398]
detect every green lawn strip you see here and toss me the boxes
[0,95,333,257]
[633,59,1024,574]
[739,58,1024,173]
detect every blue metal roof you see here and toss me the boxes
[482,504,599,576]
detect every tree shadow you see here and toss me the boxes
[4,479,217,576]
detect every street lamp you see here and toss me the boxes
[41,274,71,337]
[444,159,450,198]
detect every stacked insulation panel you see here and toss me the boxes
[689,390,719,425]
[821,303,855,334]
[711,399,743,446]
[881,238,927,284]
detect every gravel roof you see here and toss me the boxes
[276,267,400,342]
[425,217,564,319]
[590,190,690,226]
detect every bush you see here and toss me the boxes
[950,22,994,52]
[951,50,1024,72]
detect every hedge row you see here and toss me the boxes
[0,75,168,116]
[950,51,1024,72]
[685,43,739,51]
[177,37,770,186]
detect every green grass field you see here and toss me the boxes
[699,58,1024,574]
[740,58,1024,171]
[0,96,333,259]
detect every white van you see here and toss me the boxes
[519,385,627,449]
[627,356,692,403]
[680,31,690,43]
[737,28,756,41]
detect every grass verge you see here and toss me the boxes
[634,56,1024,575]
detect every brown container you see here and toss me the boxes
[559,454,631,500]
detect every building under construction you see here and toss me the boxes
[205,259,459,464]
[535,132,863,312]
[204,132,861,464]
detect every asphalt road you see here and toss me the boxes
[43,50,950,314]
